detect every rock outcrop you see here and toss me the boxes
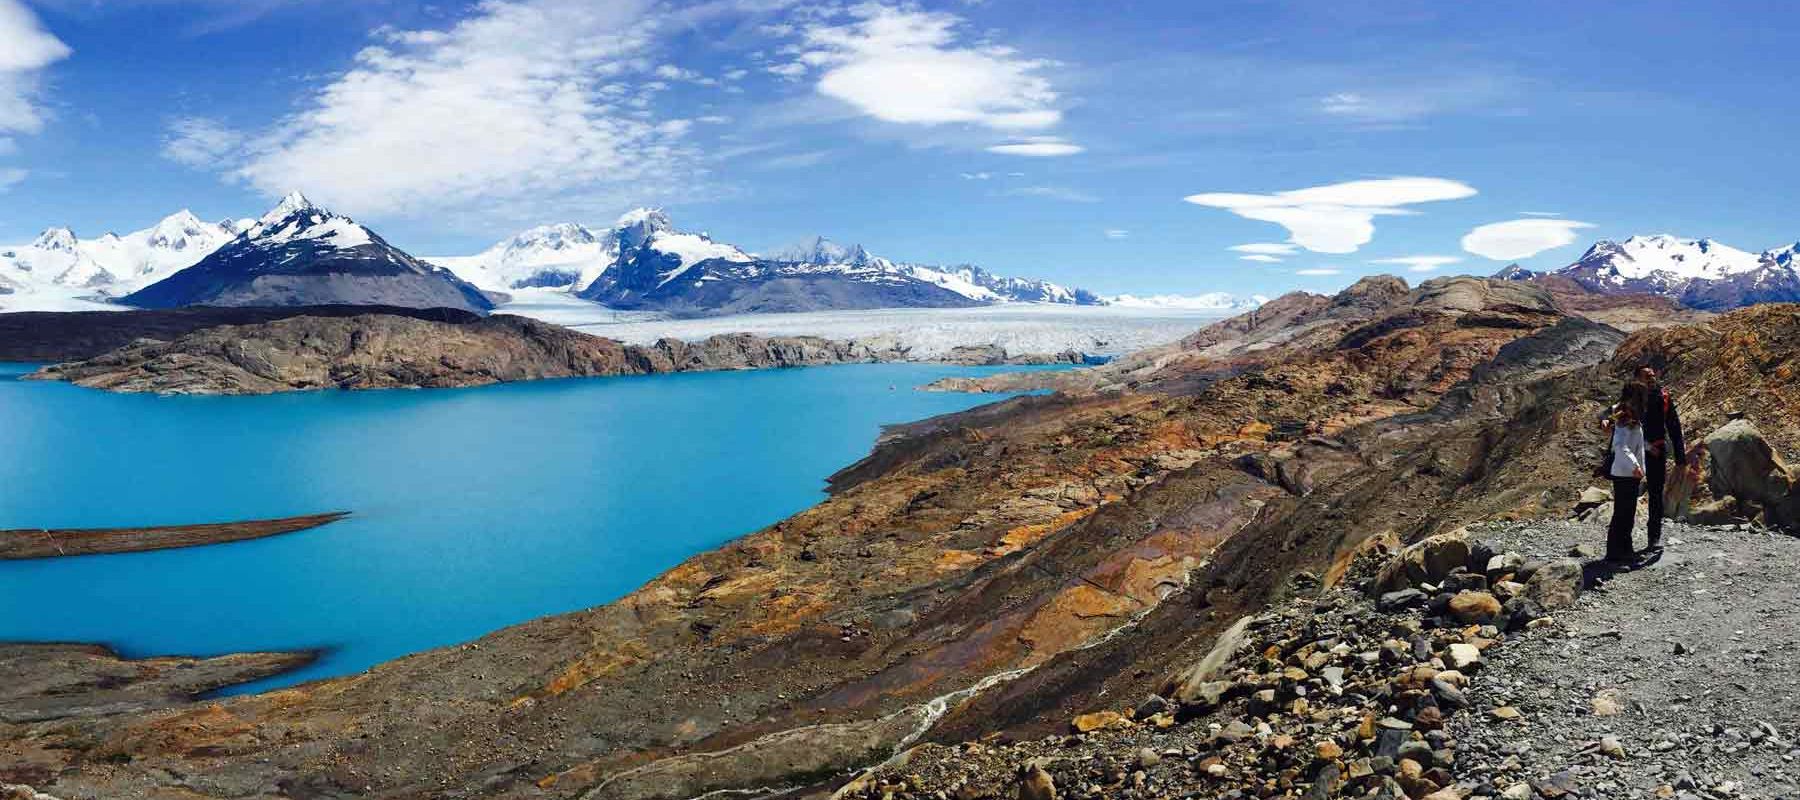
[1702,419,1800,530]
[24,313,912,394]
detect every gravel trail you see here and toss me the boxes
[1458,519,1800,799]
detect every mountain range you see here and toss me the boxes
[2,197,1156,315]
[429,209,1116,313]
[1496,234,1800,310]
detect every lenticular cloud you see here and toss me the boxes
[1185,177,1477,254]
[1461,218,1595,261]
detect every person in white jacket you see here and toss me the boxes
[1605,382,1650,562]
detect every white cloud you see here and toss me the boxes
[1295,268,1343,276]
[0,0,72,137]
[218,0,703,221]
[1103,228,1128,239]
[162,116,245,167]
[1461,218,1595,261]
[1003,185,1098,203]
[959,171,991,180]
[1184,177,1476,254]
[796,3,1063,131]
[986,136,1082,157]
[1228,242,1298,256]
[1370,255,1462,273]
[0,165,25,192]
[1239,254,1281,263]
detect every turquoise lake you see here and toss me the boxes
[0,362,1053,693]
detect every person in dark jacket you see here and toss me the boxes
[1636,365,1685,549]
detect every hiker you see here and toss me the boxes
[1605,381,1651,562]
[1635,365,1686,549]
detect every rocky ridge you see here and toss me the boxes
[24,313,924,394]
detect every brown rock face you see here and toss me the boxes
[6,281,1795,800]
[25,313,910,394]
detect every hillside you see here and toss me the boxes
[4,279,1797,800]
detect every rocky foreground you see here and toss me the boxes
[4,277,1799,800]
[838,519,1799,800]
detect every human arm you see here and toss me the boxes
[1667,395,1686,465]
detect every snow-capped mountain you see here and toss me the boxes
[434,216,1102,314]
[578,217,972,314]
[0,210,245,311]
[767,235,1103,305]
[1525,235,1800,310]
[126,192,493,312]
[430,222,615,292]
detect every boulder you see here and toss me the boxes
[1070,711,1124,733]
[1447,591,1501,624]
[1374,530,1474,594]
[1704,420,1800,528]
[1521,558,1583,610]
[1446,643,1481,671]
[1017,761,1056,800]
[1705,420,1793,504]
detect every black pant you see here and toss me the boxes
[1645,448,1667,544]
[1608,476,1641,560]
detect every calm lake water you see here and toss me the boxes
[0,362,1054,692]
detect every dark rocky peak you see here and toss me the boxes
[615,208,675,251]
[32,227,78,251]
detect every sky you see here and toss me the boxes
[0,0,1796,298]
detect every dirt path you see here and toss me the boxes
[1458,519,1800,799]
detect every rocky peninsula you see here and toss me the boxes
[0,512,348,560]
[3,276,1797,800]
[20,311,1080,395]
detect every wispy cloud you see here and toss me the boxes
[1295,268,1343,276]
[174,0,709,223]
[986,136,1083,157]
[1462,218,1595,260]
[1103,228,1128,239]
[1003,185,1098,203]
[1185,177,1477,254]
[1231,243,1303,255]
[959,171,992,180]
[0,0,72,138]
[1370,255,1462,273]
[162,116,245,167]
[757,150,834,170]
[0,165,25,192]
[1239,254,1282,263]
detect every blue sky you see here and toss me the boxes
[0,0,1796,298]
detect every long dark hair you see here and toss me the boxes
[1615,381,1649,427]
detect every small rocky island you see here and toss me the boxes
[19,312,1047,395]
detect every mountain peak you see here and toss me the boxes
[615,208,674,250]
[772,235,872,266]
[259,191,319,227]
[32,227,77,251]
